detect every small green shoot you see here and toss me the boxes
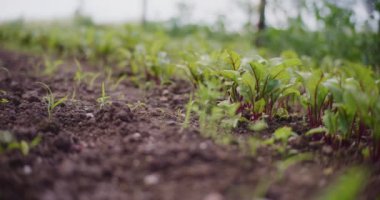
[38,82,67,120]
[97,82,111,108]
[127,101,147,111]
[248,120,268,132]
[0,98,9,104]
[0,90,9,104]
[265,126,297,154]
[0,131,42,156]
[43,57,63,75]
[181,93,194,131]
[111,75,127,91]
[74,59,86,85]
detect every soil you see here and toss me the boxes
[0,49,379,200]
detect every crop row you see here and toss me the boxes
[0,22,379,161]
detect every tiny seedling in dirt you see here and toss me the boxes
[38,82,67,120]
[97,82,111,109]
[0,98,9,104]
[43,57,63,75]
[127,101,147,111]
[111,75,127,91]
[74,59,87,85]
[0,130,42,156]
[89,72,101,89]
[0,90,9,104]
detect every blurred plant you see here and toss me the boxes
[190,78,241,139]
[0,130,41,156]
[43,57,63,76]
[316,167,368,200]
[74,59,87,85]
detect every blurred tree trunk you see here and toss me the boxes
[257,0,266,31]
[255,0,267,46]
[142,0,147,26]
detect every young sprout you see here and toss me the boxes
[0,131,41,156]
[0,90,8,104]
[38,82,67,120]
[97,82,111,109]
[89,73,101,89]
[74,59,86,85]
[0,98,8,104]
[127,101,147,111]
[111,75,127,91]
[43,57,63,75]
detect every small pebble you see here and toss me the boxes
[322,145,333,154]
[162,89,170,96]
[199,142,208,150]
[85,113,94,119]
[132,132,142,139]
[144,174,160,185]
[288,136,302,147]
[23,165,32,175]
[204,192,224,200]
[159,96,169,102]
[166,120,176,126]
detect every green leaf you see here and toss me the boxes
[306,127,327,136]
[0,98,9,104]
[323,110,338,134]
[225,50,241,70]
[52,96,67,109]
[254,98,266,113]
[30,135,42,148]
[239,72,256,103]
[274,127,295,143]
[219,70,240,82]
[249,120,268,132]
[20,140,29,156]
[317,167,368,200]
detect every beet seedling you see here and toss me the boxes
[297,70,330,127]
[38,82,67,120]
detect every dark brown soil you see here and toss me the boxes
[0,50,379,200]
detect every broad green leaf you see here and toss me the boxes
[249,120,268,132]
[225,50,241,70]
[254,98,266,113]
[306,127,327,136]
[274,127,295,142]
[219,70,240,82]
[239,72,256,103]
[323,110,338,134]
